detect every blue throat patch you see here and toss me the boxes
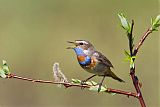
[74,47,91,65]
[73,47,85,56]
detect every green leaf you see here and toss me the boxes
[123,50,136,68]
[2,60,7,65]
[71,79,81,84]
[118,13,131,33]
[91,81,98,85]
[130,56,136,68]
[155,15,160,23]
[124,50,132,61]
[85,81,93,85]
[131,56,136,59]
[89,85,107,92]
[130,62,135,68]
[0,69,6,78]
[2,60,10,75]
[154,23,160,28]
[124,50,130,57]
[151,15,160,31]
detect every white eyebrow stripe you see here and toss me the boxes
[76,41,88,44]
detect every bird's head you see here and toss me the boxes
[67,40,95,56]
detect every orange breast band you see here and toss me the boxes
[77,55,85,62]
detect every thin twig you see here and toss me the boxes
[130,69,146,107]
[128,20,153,107]
[133,28,152,56]
[130,27,152,107]
[7,73,138,98]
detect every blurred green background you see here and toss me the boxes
[0,0,159,107]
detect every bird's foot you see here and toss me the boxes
[80,80,88,90]
[98,83,103,92]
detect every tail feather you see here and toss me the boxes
[110,71,125,82]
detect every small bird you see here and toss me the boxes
[67,40,124,92]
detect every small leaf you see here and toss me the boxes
[85,81,92,85]
[130,62,135,68]
[151,18,153,25]
[151,15,160,31]
[124,50,130,57]
[99,86,107,92]
[91,81,98,85]
[123,50,136,68]
[0,69,6,78]
[2,60,7,65]
[124,57,130,62]
[124,50,132,62]
[2,60,10,75]
[130,57,135,68]
[89,85,98,91]
[131,56,136,59]
[3,65,10,74]
[152,28,158,31]
[89,85,107,92]
[118,13,131,33]
[71,79,81,84]
[154,24,160,28]
[155,15,160,23]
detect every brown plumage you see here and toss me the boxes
[67,40,125,92]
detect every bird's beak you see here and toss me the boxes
[66,41,77,49]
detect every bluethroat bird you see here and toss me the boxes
[67,40,125,92]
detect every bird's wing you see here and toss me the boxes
[93,51,114,68]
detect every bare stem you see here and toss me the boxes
[128,20,153,107]
[7,73,138,98]
[133,28,152,56]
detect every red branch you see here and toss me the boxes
[129,23,153,107]
[133,28,152,55]
[130,69,145,107]
[131,28,152,107]
[7,74,138,98]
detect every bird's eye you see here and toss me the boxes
[79,43,84,45]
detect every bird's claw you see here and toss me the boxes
[80,80,87,90]
[98,83,102,92]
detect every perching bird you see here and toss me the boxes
[67,40,124,92]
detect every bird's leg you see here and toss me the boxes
[98,76,105,92]
[81,74,96,85]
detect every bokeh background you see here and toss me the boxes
[0,0,159,107]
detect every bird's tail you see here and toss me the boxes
[110,71,125,82]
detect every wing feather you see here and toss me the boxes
[93,51,114,68]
